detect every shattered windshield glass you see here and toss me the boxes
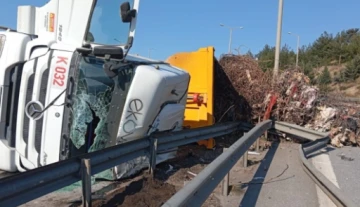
[66,55,135,180]
[69,57,114,153]
[86,0,134,45]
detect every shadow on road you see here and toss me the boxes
[239,141,279,207]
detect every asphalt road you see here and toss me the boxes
[241,142,319,207]
[1,142,359,207]
[310,145,360,205]
[240,142,360,207]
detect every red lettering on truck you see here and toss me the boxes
[52,56,68,87]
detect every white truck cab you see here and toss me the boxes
[0,0,190,180]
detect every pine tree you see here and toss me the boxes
[343,55,360,81]
[318,66,332,85]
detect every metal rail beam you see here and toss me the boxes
[0,139,150,207]
[1,119,354,207]
[272,122,356,207]
[157,127,238,151]
[0,122,242,206]
[154,122,241,145]
[274,122,356,207]
[150,122,241,175]
[274,121,328,141]
[162,120,272,207]
[163,121,356,207]
[299,138,357,207]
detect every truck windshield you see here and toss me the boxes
[69,56,115,154]
[67,55,135,157]
[86,0,134,45]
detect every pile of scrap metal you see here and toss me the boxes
[306,97,360,147]
[213,54,272,122]
[214,54,360,147]
[213,54,317,124]
[272,70,319,125]
[271,71,359,147]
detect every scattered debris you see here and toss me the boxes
[248,151,260,155]
[213,54,272,122]
[91,177,176,207]
[241,164,291,185]
[165,165,174,174]
[187,171,197,177]
[214,54,360,148]
[337,153,355,161]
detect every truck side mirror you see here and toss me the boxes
[120,2,136,23]
[93,46,124,60]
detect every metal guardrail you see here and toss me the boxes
[162,120,272,206]
[0,119,356,207]
[0,121,241,207]
[0,139,149,207]
[275,122,356,206]
[299,138,357,207]
[163,121,357,207]
[274,121,327,141]
[273,122,356,207]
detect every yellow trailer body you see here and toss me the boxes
[166,46,215,149]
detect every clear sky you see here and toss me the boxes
[1,0,359,60]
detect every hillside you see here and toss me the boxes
[313,65,360,97]
[255,28,360,97]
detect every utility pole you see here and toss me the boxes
[148,48,155,58]
[288,32,300,69]
[273,0,284,83]
[220,24,244,54]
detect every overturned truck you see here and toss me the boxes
[1,1,290,180]
[0,0,194,180]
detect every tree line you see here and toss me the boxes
[253,28,360,85]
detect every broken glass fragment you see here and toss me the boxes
[69,57,114,153]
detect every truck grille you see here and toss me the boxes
[22,74,33,148]
[20,56,50,167]
[35,69,49,153]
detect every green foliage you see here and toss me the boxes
[256,44,275,72]
[255,28,360,84]
[303,62,316,84]
[319,84,332,94]
[318,66,332,85]
[341,55,360,81]
[279,44,296,68]
[255,44,296,72]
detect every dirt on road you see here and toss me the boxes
[91,176,176,207]
[21,134,271,207]
[83,137,271,207]
[88,143,226,207]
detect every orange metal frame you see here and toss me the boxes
[166,46,215,149]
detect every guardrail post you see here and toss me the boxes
[265,129,268,140]
[242,150,248,168]
[255,117,260,152]
[242,133,248,168]
[81,159,92,207]
[222,148,229,196]
[149,137,158,177]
